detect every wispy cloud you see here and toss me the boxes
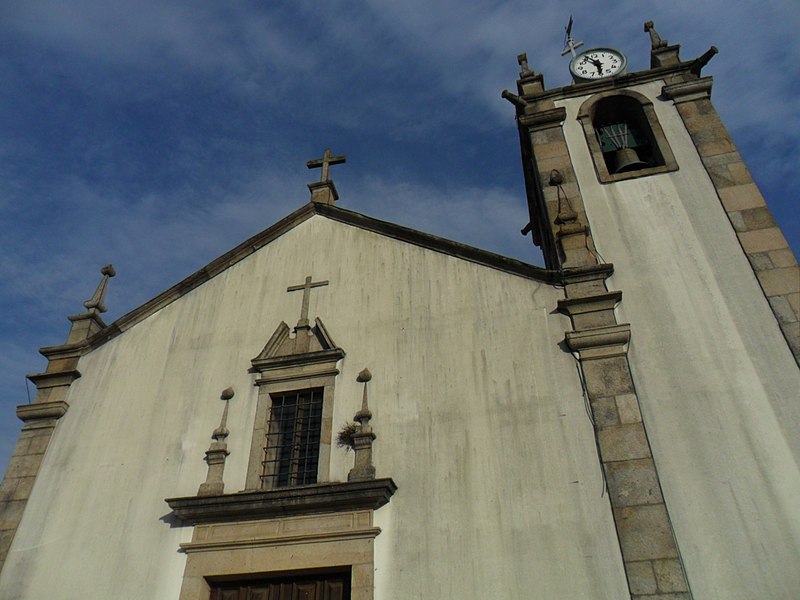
[0,1,797,475]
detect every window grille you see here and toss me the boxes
[261,388,323,488]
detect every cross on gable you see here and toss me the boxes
[287,275,329,330]
[306,148,346,183]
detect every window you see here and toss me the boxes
[578,90,678,183]
[262,388,324,488]
[246,317,345,491]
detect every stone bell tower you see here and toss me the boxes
[503,20,800,600]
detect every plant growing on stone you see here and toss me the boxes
[336,422,360,452]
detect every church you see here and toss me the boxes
[0,21,798,599]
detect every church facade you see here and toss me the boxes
[0,22,797,599]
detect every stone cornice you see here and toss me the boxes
[252,348,345,371]
[515,61,713,111]
[251,349,346,385]
[38,342,89,360]
[67,312,106,328]
[558,291,622,317]
[26,370,81,390]
[166,478,397,525]
[16,401,69,422]
[518,107,567,130]
[565,323,631,360]
[662,77,714,103]
[181,527,382,553]
[559,264,615,285]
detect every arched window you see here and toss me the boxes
[578,90,678,183]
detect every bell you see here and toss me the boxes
[612,147,649,173]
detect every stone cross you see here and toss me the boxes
[307,148,346,183]
[287,276,329,329]
[517,53,533,76]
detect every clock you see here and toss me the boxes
[570,48,627,81]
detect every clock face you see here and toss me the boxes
[570,48,626,80]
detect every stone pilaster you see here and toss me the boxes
[559,268,692,599]
[507,61,693,594]
[0,348,84,570]
[0,265,115,572]
[663,78,800,364]
[0,402,68,573]
[518,108,597,269]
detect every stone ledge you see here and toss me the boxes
[558,291,622,316]
[518,107,567,130]
[181,527,382,553]
[662,77,713,103]
[251,349,345,383]
[560,263,615,285]
[25,370,81,390]
[565,323,631,359]
[166,478,397,525]
[16,401,69,423]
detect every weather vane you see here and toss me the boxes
[560,16,584,58]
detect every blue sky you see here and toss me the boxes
[1,1,798,473]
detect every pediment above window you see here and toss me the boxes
[251,318,345,384]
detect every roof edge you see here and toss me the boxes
[86,202,558,351]
[316,203,558,282]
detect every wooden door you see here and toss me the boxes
[210,572,348,600]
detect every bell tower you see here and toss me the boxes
[503,20,797,359]
[504,20,800,600]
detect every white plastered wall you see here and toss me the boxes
[558,81,800,599]
[0,216,629,599]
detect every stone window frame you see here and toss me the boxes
[577,89,678,183]
[245,362,340,491]
[177,510,379,600]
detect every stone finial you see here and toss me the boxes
[644,21,667,49]
[644,20,682,68]
[198,387,234,496]
[348,368,376,481]
[82,264,116,314]
[65,264,116,344]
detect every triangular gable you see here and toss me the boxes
[86,202,559,352]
